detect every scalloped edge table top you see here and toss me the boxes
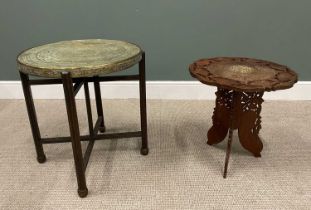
[17,39,142,78]
[189,57,298,92]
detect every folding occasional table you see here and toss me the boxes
[189,57,297,178]
[17,39,149,197]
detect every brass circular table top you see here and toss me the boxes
[189,57,298,92]
[17,39,142,78]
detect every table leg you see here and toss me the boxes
[62,72,88,198]
[84,81,94,137]
[94,76,106,132]
[207,88,232,145]
[20,71,46,163]
[223,90,236,178]
[223,128,234,178]
[139,51,149,155]
[237,92,264,157]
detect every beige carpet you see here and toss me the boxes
[0,99,310,209]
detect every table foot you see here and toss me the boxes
[37,155,47,163]
[238,130,263,157]
[140,147,149,156]
[99,126,106,133]
[78,188,88,198]
[207,125,228,145]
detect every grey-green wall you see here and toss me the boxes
[1,0,310,80]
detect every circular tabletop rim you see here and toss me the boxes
[189,57,298,92]
[17,39,143,78]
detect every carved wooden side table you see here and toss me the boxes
[17,39,149,197]
[189,57,297,178]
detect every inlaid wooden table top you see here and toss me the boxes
[17,39,142,78]
[189,57,298,92]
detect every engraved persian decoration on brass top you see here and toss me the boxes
[189,57,298,92]
[17,39,142,78]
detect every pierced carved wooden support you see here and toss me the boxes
[207,88,232,145]
[207,88,264,157]
[237,91,264,157]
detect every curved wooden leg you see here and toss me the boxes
[237,92,264,157]
[207,88,232,145]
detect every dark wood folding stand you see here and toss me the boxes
[19,52,148,198]
[189,57,298,178]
